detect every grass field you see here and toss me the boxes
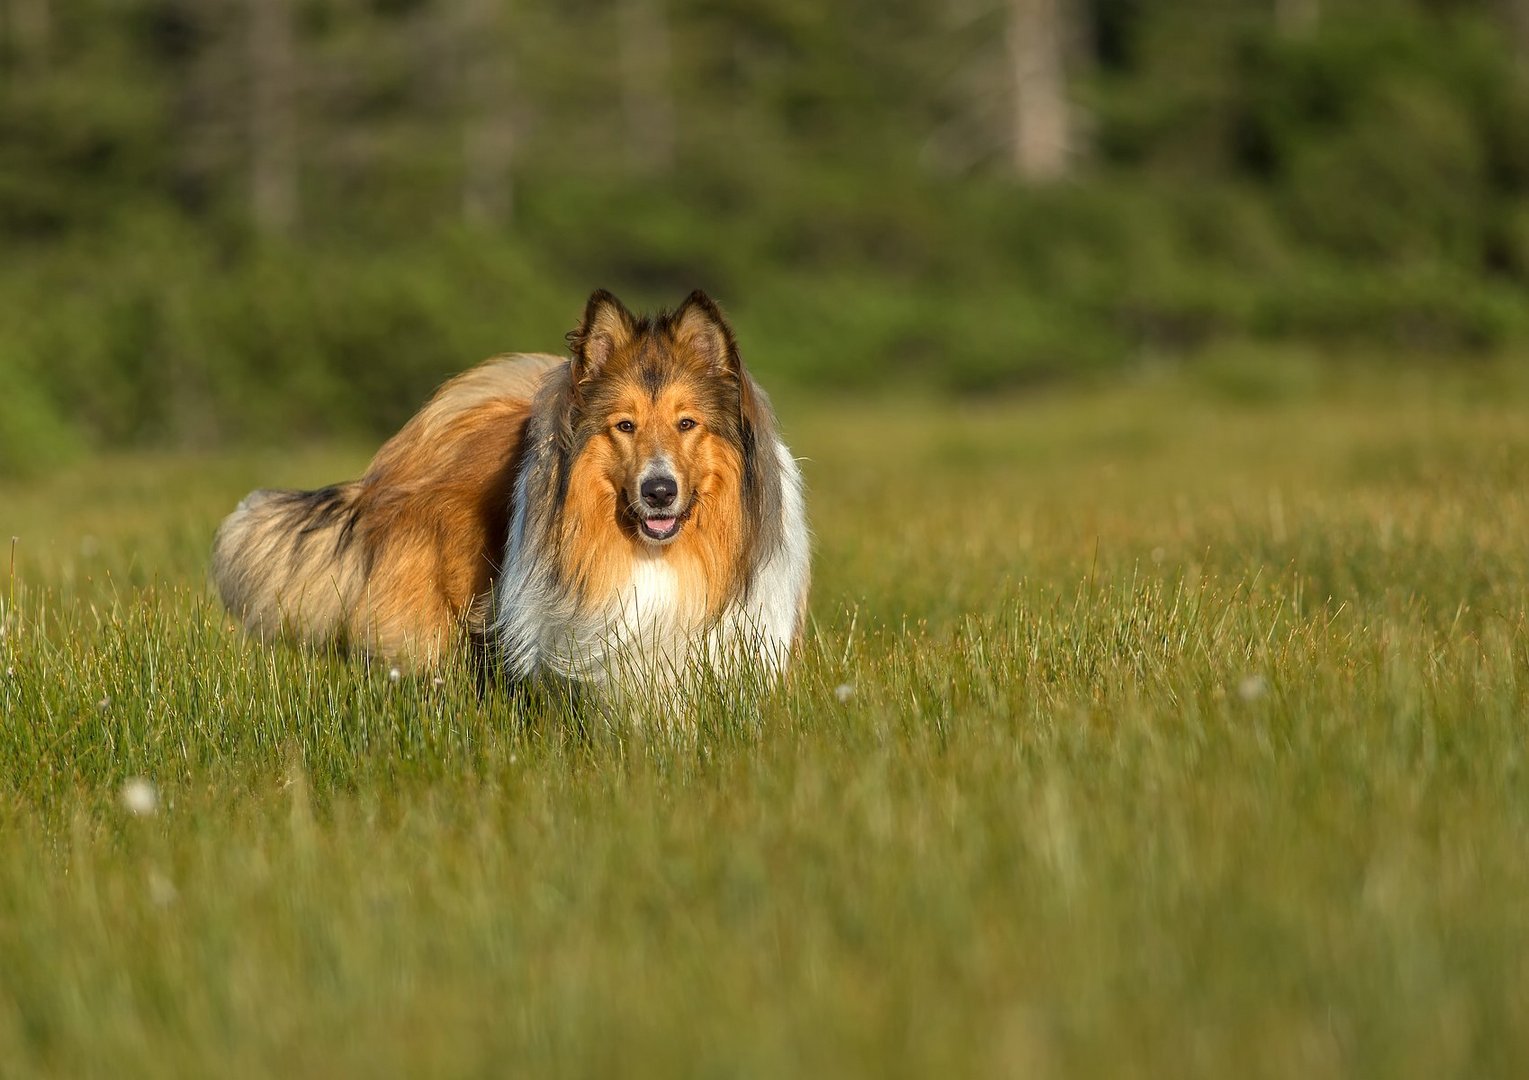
[3,366,1529,1077]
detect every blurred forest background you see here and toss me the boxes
[4,0,1529,472]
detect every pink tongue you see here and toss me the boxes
[646,518,677,535]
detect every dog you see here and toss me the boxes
[211,289,811,694]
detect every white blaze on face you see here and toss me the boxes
[635,453,682,541]
[636,455,673,501]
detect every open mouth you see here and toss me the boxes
[633,504,690,544]
[640,516,680,541]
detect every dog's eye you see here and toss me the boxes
[615,420,636,434]
[677,418,697,432]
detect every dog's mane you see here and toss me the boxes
[526,309,784,613]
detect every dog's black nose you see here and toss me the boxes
[641,475,678,509]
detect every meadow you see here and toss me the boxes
[2,364,1529,1078]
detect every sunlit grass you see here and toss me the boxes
[2,370,1529,1077]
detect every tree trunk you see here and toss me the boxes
[248,0,298,236]
[8,0,51,72]
[459,0,515,227]
[1508,0,1529,69]
[619,0,676,173]
[1275,0,1320,38]
[1008,0,1075,183]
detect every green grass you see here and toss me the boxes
[3,369,1529,1077]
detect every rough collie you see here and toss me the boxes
[211,290,811,692]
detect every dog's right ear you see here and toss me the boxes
[567,289,636,389]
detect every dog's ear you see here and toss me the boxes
[674,290,767,455]
[567,289,636,388]
[671,290,743,377]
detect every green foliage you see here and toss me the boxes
[0,369,80,477]
[3,0,1529,470]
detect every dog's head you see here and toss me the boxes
[564,289,753,548]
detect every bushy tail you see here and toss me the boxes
[210,352,562,667]
[211,484,370,650]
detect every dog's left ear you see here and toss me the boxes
[674,291,770,452]
[671,290,743,377]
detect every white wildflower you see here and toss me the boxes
[388,667,401,683]
[1237,674,1269,702]
[835,683,855,704]
[120,777,158,817]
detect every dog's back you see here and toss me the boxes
[211,352,563,667]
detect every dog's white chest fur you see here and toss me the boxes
[513,556,694,687]
[627,556,681,627]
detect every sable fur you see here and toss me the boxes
[211,291,811,691]
[212,353,559,666]
[495,290,809,687]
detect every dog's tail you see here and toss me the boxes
[210,352,564,668]
[211,483,371,652]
